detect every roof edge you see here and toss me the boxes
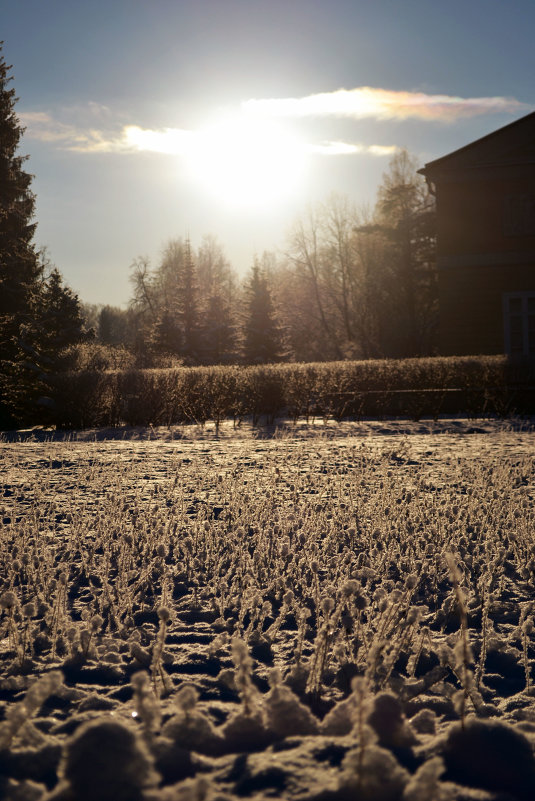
[419,110,535,177]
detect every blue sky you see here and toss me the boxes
[3,0,535,306]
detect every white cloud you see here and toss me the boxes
[25,84,521,162]
[243,87,531,122]
[367,144,401,156]
[20,111,198,155]
[20,111,80,144]
[121,125,194,155]
[18,86,532,161]
[19,110,128,152]
[20,110,396,160]
[308,141,398,156]
[20,112,399,161]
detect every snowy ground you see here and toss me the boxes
[1,417,535,800]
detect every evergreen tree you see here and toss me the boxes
[177,238,202,363]
[6,267,88,421]
[98,305,131,346]
[143,238,203,363]
[196,235,237,363]
[37,268,88,360]
[150,303,182,358]
[128,237,239,366]
[202,291,237,364]
[242,260,282,364]
[0,46,41,322]
[0,44,42,424]
[196,234,235,302]
[0,45,88,425]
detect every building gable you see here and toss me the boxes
[420,111,535,179]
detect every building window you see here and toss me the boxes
[503,292,535,357]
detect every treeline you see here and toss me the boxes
[46,356,534,430]
[85,236,282,368]
[84,150,437,368]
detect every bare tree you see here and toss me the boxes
[287,207,343,360]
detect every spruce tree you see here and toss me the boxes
[150,303,182,358]
[243,260,282,364]
[177,239,202,364]
[0,44,87,426]
[98,305,131,347]
[0,46,41,317]
[37,268,87,359]
[0,45,43,418]
[202,291,237,364]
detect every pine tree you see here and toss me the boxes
[242,260,282,364]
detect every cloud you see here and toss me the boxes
[19,114,188,155]
[19,110,128,152]
[20,111,81,144]
[308,141,399,156]
[121,125,194,155]
[19,110,198,155]
[18,86,532,160]
[20,110,395,160]
[243,87,532,122]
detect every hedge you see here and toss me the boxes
[39,355,535,430]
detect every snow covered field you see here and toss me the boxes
[1,418,535,800]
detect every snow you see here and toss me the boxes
[0,417,535,800]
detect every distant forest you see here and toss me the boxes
[82,149,437,371]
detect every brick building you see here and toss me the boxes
[419,111,535,357]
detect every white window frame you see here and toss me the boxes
[503,291,535,358]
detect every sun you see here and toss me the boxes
[186,114,307,209]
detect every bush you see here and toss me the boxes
[18,355,535,431]
[60,342,136,372]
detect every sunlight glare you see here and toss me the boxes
[186,115,306,209]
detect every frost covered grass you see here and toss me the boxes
[1,419,535,800]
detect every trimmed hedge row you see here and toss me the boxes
[45,355,535,429]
